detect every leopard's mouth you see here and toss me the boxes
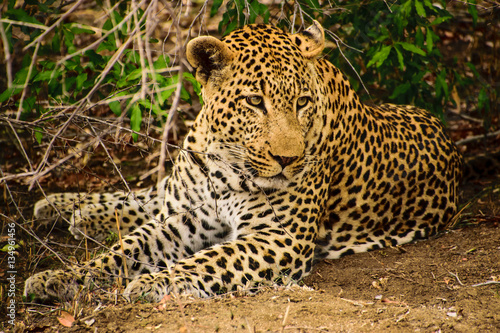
[252,172,291,190]
[269,173,288,182]
[223,158,295,190]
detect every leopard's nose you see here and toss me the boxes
[269,153,298,168]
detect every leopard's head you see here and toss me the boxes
[186,21,327,190]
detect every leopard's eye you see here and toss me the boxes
[246,96,263,106]
[297,96,310,108]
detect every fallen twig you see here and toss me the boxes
[449,272,465,286]
[280,304,291,333]
[455,128,500,146]
[472,281,500,287]
[340,298,374,306]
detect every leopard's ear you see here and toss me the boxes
[293,20,325,59]
[186,36,234,86]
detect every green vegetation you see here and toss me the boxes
[1,0,497,138]
[1,0,200,142]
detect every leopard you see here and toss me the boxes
[24,21,463,303]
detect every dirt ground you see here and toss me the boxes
[9,218,500,332]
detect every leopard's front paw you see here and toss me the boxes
[123,273,170,303]
[24,270,82,303]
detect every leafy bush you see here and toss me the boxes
[1,0,200,141]
[1,0,496,139]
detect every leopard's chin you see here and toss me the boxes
[252,174,290,190]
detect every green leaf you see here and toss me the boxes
[235,0,245,24]
[366,45,392,68]
[116,76,128,89]
[84,50,104,66]
[130,104,142,141]
[414,0,426,17]
[62,58,79,71]
[426,27,434,53]
[466,62,481,79]
[415,28,424,48]
[411,70,427,84]
[21,96,36,114]
[389,82,411,99]
[226,20,239,35]
[33,68,62,82]
[184,73,202,104]
[96,40,117,53]
[102,17,113,31]
[435,70,449,99]
[154,56,170,69]
[66,23,95,35]
[13,66,37,85]
[149,72,167,84]
[125,68,144,82]
[62,27,76,53]
[467,0,478,27]
[398,42,426,56]
[160,87,176,103]
[76,72,87,90]
[65,75,76,91]
[34,127,43,144]
[423,0,437,12]
[248,0,269,24]
[82,76,94,89]
[394,46,405,71]
[400,1,413,16]
[373,26,390,42]
[180,85,191,104]
[138,99,164,116]
[431,16,452,25]
[6,9,44,26]
[52,31,61,51]
[0,87,22,102]
[39,61,56,70]
[124,50,141,64]
[108,101,122,116]
[211,0,224,17]
[477,87,489,111]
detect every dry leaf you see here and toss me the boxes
[57,311,75,327]
[155,294,172,310]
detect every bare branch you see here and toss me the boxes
[0,18,49,30]
[0,14,13,88]
[16,42,40,120]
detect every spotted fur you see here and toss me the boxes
[25,21,462,302]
